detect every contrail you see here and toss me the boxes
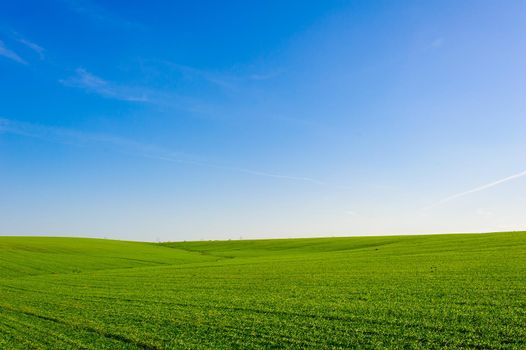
[0,117,347,189]
[424,168,526,210]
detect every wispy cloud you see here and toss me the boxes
[424,169,526,210]
[0,40,27,64]
[221,167,328,186]
[59,61,285,119]
[60,68,149,102]
[59,64,300,126]
[60,68,228,115]
[0,117,346,188]
[17,38,45,59]
[163,62,238,91]
[155,60,284,92]
[0,117,160,152]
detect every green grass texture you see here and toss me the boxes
[0,232,525,349]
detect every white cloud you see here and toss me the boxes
[425,169,526,210]
[18,38,45,58]
[0,40,27,65]
[58,68,246,116]
[60,68,149,102]
[156,60,283,92]
[0,117,348,189]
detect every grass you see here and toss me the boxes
[0,232,525,349]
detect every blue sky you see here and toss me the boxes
[1,0,525,241]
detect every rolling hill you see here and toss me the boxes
[0,232,525,349]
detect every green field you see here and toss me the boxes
[0,232,525,349]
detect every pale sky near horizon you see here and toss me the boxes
[1,1,525,241]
